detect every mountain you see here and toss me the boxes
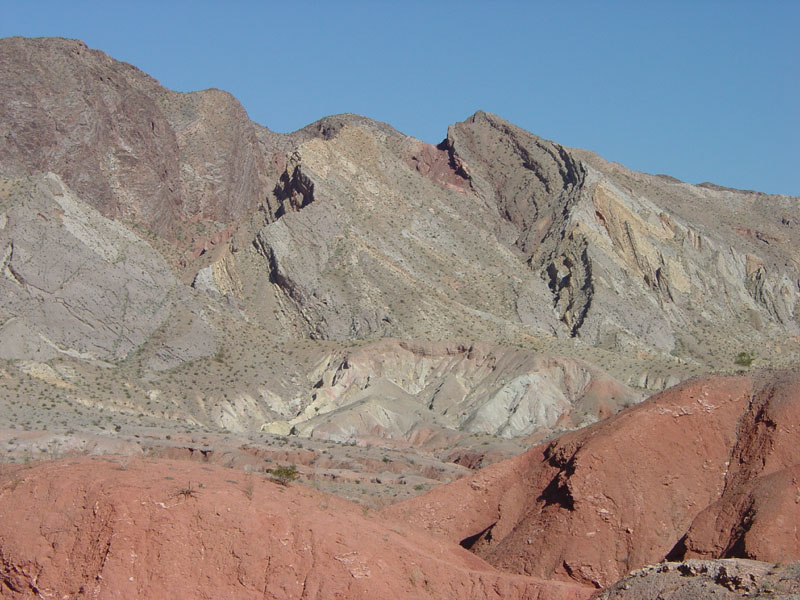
[0,36,279,239]
[3,38,798,372]
[2,34,799,455]
[2,35,800,600]
[258,108,800,368]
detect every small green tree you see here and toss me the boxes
[270,464,298,486]
[734,351,754,367]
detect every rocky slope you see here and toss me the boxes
[464,113,800,356]
[0,36,279,241]
[254,108,800,369]
[2,370,799,598]
[0,457,592,600]
[1,36,798,389]
[266,339,641,442]
[0,173,196,363]
[385,369,800,589]
[596,559,800,599]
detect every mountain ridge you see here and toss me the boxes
[1,34,800,600]
[0,34,798,454]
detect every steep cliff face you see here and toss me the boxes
[442,110,587,264]
[159,87,277,223]
[0,38,183,236]
[442,112,595,338]
[245,117,563,344]
[441,112,800,358]
[0,37,280,241]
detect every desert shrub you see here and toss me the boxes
[734,351,754,367]
[269,464,298,486]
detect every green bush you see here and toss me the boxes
[734,351,754,367]
[269,464,298,486]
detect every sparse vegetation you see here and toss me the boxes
[269,464,299,486]
[242,474,255,499]
[734,351,755,367]
[175,482,200,501]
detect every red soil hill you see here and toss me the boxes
[385,370,800,588]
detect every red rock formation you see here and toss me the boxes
[404,140,471,192]
[2,375,799,598]
[678,465,800,564]
[385,370,800,589]
[674,370,800,563]
[0,457,592,600]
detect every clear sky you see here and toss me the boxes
[2,1,798,195]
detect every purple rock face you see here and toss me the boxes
[0,37,275,239]
[0,38,182,236]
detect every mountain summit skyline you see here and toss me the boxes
[1,0,798,196]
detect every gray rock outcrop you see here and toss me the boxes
[0,173,177,361]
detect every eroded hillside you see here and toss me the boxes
[0,35,798,477]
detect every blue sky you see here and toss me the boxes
[2,1,798,195]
